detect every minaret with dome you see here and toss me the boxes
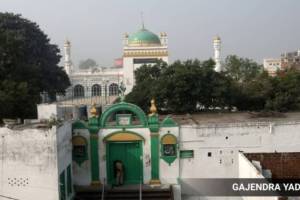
[213,35,222,72]
[123,25,169,93]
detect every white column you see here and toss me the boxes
[64,40,72,75]
[213,36,222,72]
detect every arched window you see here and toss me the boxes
[109,83,118,96]
[91,84,101,96]
[74,85,85,98]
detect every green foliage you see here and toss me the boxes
[0,13,70,119]
[79,58,97,69]
[126,56,300,113]
[225,55,263,82]
[126,59,234,113]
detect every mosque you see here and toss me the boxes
[62,25,222,102]
[5,26,300,200]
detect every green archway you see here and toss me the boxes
[99,102,148,128]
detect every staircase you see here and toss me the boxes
[75,185,173,200]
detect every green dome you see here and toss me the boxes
[128,28,161,46]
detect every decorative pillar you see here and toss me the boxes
[88,104,101,185]
[148,99,161,185]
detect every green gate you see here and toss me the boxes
[107,141,143,185]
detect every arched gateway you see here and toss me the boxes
[71,100,179,187]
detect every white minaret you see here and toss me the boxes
[160,32,168,46]
[213,36,222,72]
[64,39,72,75]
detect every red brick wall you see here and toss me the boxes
[244,153,300,179]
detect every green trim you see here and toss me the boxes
[88,116,100,183]
[88,117,100,134]
[67,165,72,195]
[99,102,148,128]
[161,116,178,127]
[160,134,178,165]
[150,134,159,180]
[90,135,100,183]
[72,120,88,130]
[148,114,159,132]
[161,155,177,165]
[103,130,145,141]
[180,150,194,158]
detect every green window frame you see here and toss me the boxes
[160,134,177,165]
[59,171,66,200]
[67,165,72,196]
[180,150,194,158]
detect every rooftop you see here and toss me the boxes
[162,112,300,125]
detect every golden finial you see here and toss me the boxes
[90,103,98,117]
[149,99,157,115]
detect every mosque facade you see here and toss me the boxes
[63,26,169,100]
[62,26,223,101]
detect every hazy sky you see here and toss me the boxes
[1,0,300,67]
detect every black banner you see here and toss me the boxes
[133,58,158,64]
[180,179,300,196]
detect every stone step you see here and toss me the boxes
[75,186,173,200]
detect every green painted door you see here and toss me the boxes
[107,142,142,184]
[59,171,66,200]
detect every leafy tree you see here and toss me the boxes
[265,69,300,111]
[125,61,167,111]
[225,55,263,82]
[127,59,235,113]
[0,13,70,120]
[79,58,97,69]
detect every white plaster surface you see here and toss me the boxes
[0,122,73,200]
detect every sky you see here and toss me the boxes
[1,0,300,67]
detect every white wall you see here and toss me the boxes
[38,103,59,120]
[179,121,300,200]
[238,153,278,200]
[159,127,179,184]
[0,126,58,200]
[57,122,74,200]
[0,122,73,200]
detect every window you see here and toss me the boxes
[72,136,88,165]
[161,134,177,165]
[163,144,176,156]
[180,150,194,158]
[91,84,101,96]
[73,85,85,98]
[109,83,118,96]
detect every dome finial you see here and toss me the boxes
[141,12,145,29]
[90,103,98,117]
[149,99,157,116]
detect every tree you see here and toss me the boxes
[126,59,235,113]
[125,61,167,111]
[79,58,97,69]
[224,55,263,82]
[0,13,70,120]
[265,69,300,111]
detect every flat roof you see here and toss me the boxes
[161,112,300,125]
